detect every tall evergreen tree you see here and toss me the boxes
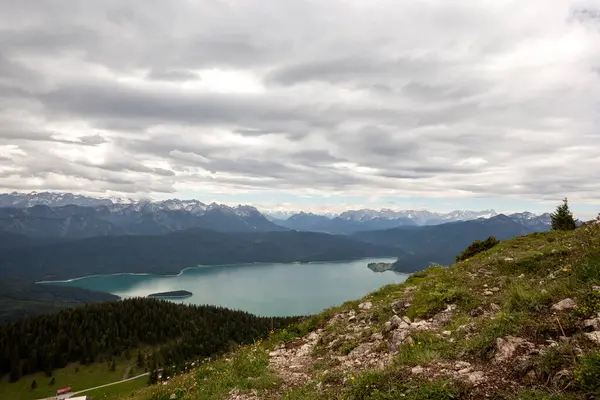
[9,346,21,382]
[31,380,38,389]
[137,350,145,368]
[551,198,577,231]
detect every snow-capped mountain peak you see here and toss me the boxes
[235,205,261,217]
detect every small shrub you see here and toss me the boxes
[572,255,600,285]
[533,343,573,382]
[320,370,344,385]
[272,328,298,343]
[574,352,600,393]
[575,290,600,318]
[339,340,358,356]
[456,236,500,262]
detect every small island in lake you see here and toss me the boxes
[367,262,394,272]
[148,290,193,299]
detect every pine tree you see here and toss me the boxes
[109,359,116,372]
[137,350,144,368]
[9,346,21,382]
[551,198,577,231]
[31,380,37,390]
[147,356,158,385]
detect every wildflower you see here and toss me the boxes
[563,267,569,272]
[418,341,422,345]
[351,376,355,380]
[410,343,414,347]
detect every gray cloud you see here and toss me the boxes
[146,69,199,82]
[1,0,600,211]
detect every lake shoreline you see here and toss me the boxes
[35,256,399,284]
[37,258,405,318]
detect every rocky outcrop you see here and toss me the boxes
[269,330,322,387]
[551,298,576,311]
[494,336,536,363]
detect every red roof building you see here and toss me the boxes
[56,386,72,395]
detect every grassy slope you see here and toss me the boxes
[73,374,148,400]
[106,225,600,399]
[0,357,146,400]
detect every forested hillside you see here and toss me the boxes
[0,279,119,324]
[0,229,395,281]
[0,298,301,382]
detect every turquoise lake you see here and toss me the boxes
[44,258,407,316]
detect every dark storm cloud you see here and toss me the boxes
[0,0,599,207]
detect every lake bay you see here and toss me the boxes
[45,258,406,316]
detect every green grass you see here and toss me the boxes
[343,369,463,400]
[0,357,142,400]
[504,281,555,313]
[405,268,477,320]
[119,344,279,400]
[506,390,574,400]
[76,374,149,400]
[393,332,443,367]
[465,312,526,359]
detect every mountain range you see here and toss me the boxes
[352,214,537,272]
[0,191,553,279]
[273,210,551,234]
[0,192,552,236]
[0,202,285,238]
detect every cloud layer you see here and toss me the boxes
[1,0,600,211]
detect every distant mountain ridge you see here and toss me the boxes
[0,203,285,238]
[352,213,538,272]
[0,192,552,237]
[274,209,551,234]
[0,191,114,208]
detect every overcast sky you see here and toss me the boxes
[1,1,600,217]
